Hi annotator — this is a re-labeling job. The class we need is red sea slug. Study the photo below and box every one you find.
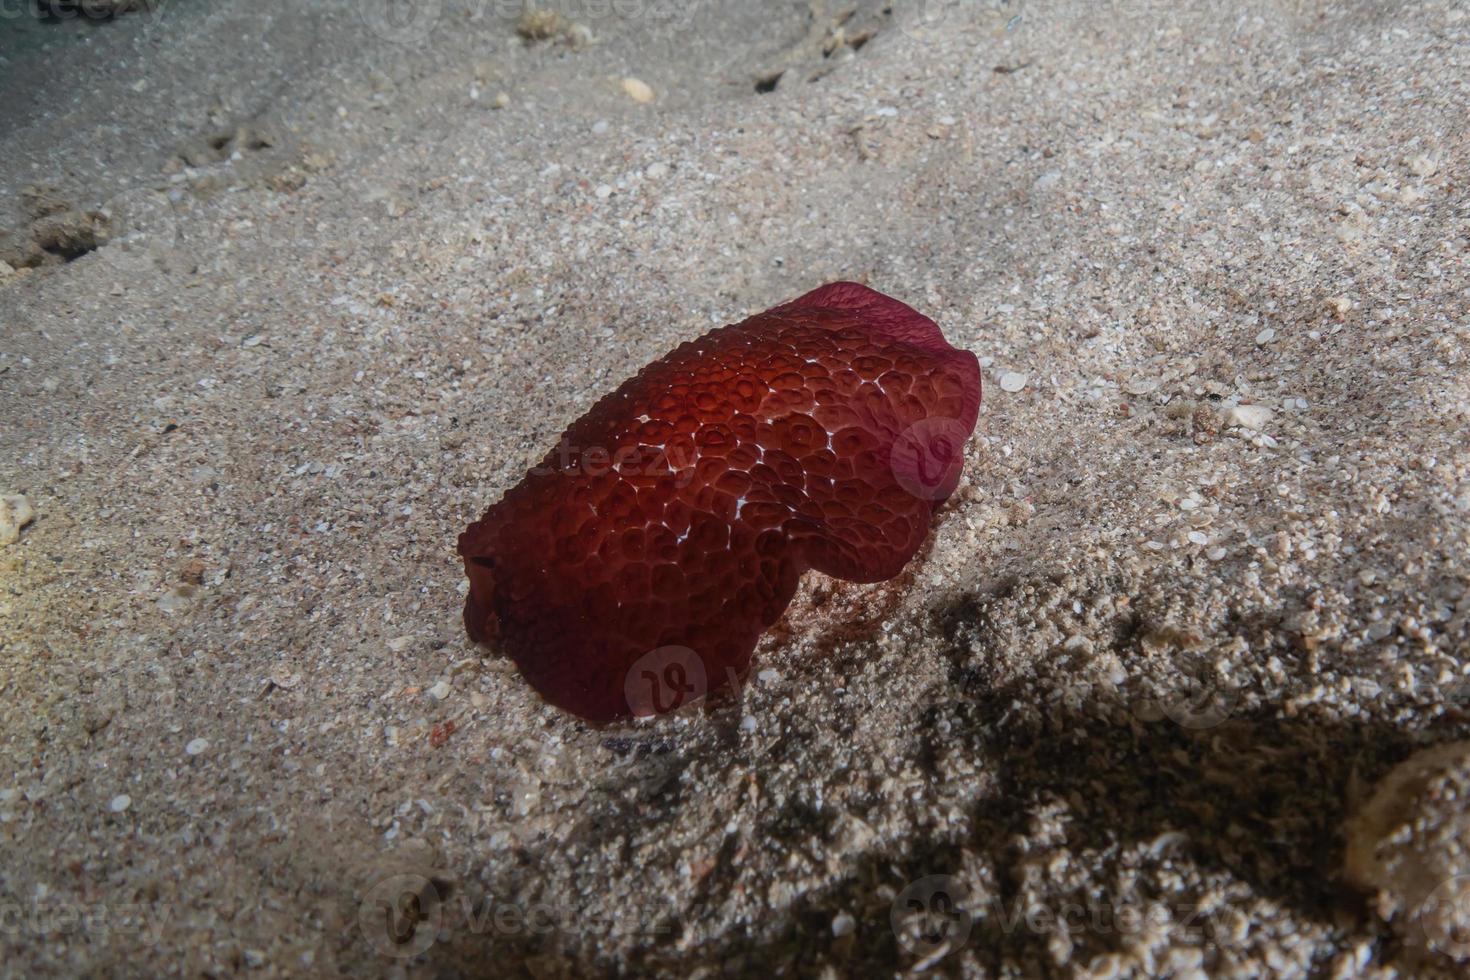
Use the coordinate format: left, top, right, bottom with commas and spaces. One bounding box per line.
458, 282, 981, 722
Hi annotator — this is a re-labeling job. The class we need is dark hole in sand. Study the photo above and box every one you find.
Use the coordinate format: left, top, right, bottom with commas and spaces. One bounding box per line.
754, 70, 784, 94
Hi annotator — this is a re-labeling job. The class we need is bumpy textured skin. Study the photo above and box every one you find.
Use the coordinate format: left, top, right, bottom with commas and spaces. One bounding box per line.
459, 282, 982, 722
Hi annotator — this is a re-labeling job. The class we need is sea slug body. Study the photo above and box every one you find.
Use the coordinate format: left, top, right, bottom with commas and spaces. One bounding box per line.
458, 281, 982, 722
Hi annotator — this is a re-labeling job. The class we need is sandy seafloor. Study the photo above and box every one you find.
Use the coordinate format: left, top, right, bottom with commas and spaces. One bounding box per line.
1, 0, 1469, 975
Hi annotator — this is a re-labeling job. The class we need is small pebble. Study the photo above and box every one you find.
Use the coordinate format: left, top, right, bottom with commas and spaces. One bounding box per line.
0, 494, 35, 545
1125, 378, 1159, 396
1406, 154, 1438, 178
645, 161, 669, 179
1227, 404, 1273, 431
1325, 296, 1351, 317
739, 715, 757, 733
621, 77, 655, 104
516, 6, 568, 40
155, 588, 193, 613
492, 92, 510, 110
563, 22, 593, 47
269, 665, 301, 689
185, 737, 210, 756
757, 669, 780, 683
595, 184, 613, 200
831, 912, 856, 937
428, 680, 452, 701
1187, 530, 1209, 546
1255, 327, 1276, 346
998, 371, 1028, 393
110, 794, 131, 813
1207, 546, 1227, 561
